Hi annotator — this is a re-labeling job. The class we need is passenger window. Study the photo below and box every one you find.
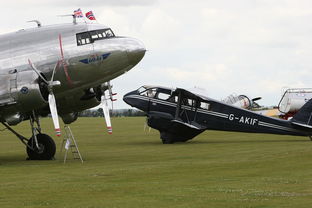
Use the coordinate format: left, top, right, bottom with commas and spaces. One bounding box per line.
168, 96, 178, 103
157, 93, 170, 100
200, 102, 210, 110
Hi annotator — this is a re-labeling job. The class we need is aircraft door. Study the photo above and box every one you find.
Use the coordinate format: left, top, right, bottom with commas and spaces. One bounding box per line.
0, 73, 16, 105
183, 98, 199, 122
175, 96, 201, 125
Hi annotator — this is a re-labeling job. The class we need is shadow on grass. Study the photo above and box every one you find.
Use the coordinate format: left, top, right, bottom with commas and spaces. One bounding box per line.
124, 138, 311, 146
0, 155, 28, 164
190, 139, 311, 144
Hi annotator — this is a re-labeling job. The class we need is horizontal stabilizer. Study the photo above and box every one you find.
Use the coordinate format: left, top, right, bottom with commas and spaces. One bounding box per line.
291, 122, 312, 129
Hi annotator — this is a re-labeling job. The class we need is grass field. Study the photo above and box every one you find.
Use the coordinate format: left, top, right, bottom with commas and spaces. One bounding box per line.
1, 117, 312, 208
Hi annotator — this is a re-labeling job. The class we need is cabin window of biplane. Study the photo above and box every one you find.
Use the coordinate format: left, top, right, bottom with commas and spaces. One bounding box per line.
76, 29, 115, 46
157, 92, 171, 100
200, 102, 210, 110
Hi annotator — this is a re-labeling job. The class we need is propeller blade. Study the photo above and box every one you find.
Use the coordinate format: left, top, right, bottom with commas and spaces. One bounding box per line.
252, 97, 262, 102
48, 94, 61, 137
101, 94, 112, 134
28, 59, 49, 84
50, 61, 60, 82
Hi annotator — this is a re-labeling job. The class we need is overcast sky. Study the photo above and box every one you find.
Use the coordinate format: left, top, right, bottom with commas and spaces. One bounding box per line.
2, 0, 312, 108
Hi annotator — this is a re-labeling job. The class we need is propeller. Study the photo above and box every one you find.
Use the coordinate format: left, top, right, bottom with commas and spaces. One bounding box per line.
107, 81, 117, 102
28, 59, 61, 137
252, 97, 262, 102
95, 82, 117, 134
101, 93, 112, 134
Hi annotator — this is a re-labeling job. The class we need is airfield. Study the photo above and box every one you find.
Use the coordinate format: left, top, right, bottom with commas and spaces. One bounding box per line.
1, 117, 312, 208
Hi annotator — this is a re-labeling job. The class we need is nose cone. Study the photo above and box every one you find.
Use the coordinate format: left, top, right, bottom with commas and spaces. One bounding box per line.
123, 92, 132, 106
126, 38, 146, 66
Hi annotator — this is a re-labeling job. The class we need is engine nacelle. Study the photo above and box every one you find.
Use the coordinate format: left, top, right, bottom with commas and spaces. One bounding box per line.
61, 112, 78, 125
0, 70, 48, 114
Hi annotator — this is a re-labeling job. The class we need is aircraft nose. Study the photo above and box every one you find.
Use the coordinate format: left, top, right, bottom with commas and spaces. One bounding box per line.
123, 92, 134, 107
126, 38, 146, 66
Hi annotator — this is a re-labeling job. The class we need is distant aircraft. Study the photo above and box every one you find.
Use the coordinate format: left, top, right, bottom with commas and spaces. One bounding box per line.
278, 88, 312, 120
222, 94, 262, 110
0, 18, 145, 159
123, 86, 312, 144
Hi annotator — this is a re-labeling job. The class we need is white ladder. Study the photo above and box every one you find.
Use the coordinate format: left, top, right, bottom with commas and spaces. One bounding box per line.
60, 125, 83, 164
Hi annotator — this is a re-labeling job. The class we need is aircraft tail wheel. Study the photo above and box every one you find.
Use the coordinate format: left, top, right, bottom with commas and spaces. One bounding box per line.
309, 136, 312, 141
26, 134, 56, 160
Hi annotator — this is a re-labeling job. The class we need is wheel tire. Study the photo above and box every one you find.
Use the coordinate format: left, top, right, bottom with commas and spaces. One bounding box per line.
26, 134, 56, 160
161, 138, 174, 144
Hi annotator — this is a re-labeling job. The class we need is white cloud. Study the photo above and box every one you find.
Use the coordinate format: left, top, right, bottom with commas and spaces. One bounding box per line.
1, 0, 312, 108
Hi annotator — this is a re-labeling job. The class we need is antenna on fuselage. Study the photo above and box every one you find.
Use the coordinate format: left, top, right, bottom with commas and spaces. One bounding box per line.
58, 14, 77, 24
27, 20, 42, 28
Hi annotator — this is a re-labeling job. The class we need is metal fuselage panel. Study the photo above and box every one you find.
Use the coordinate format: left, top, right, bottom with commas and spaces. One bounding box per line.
0, 23, 142, 119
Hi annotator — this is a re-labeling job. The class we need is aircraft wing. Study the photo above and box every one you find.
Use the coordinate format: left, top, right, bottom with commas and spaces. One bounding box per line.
171, 119, 206, 130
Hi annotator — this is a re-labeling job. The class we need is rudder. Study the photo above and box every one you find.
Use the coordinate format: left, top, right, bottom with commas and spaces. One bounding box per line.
291, 98, 312, 126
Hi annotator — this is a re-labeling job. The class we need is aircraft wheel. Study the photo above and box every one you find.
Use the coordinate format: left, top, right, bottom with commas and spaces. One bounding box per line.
161, 138, 174, 144
26, 134, 56, 160
160, 132, 175, 144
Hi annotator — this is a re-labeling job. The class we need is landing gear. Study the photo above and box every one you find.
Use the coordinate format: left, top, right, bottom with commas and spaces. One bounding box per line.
27, 134, 56, 160
309, 136, 312, 141
160, 132, 174, 144
162, 138, 174, 144
1, 111, 56, 160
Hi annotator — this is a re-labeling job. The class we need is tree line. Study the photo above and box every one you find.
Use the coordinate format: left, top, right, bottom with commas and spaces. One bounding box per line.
78, 109, 145, 117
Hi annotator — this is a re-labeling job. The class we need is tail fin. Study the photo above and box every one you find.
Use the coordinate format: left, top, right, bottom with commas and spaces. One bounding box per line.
291, 98, 312, 128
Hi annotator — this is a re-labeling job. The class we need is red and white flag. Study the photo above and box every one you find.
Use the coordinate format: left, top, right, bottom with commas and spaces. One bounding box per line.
86, 11, 96, 20
74, 8, 83, 18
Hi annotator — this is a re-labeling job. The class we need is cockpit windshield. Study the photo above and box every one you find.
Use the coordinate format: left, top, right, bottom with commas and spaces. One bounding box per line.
76, 28, 115, 46
136, 86, 211, 110
138, 87, 157, 98
137, 86, 174, 100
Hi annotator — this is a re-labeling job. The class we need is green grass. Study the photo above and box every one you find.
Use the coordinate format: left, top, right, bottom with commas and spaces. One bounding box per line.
1, 117, 312, 208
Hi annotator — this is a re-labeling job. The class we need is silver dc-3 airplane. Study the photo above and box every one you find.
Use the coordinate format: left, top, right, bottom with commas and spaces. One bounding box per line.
0, 18, 145, 160
123, 86, 312, 144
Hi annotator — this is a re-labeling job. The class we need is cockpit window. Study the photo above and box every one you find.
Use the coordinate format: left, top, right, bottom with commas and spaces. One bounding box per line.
138, 87, 157, 98
142, 89, 157, 98
76, 28, 115, 46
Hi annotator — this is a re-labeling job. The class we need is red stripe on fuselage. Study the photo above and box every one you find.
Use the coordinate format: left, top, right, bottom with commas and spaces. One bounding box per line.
59, 34, 73, 86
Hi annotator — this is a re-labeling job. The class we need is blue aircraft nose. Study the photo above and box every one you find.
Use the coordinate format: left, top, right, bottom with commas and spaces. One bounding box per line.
126, 38, 146, 66
123, 91, 135, 107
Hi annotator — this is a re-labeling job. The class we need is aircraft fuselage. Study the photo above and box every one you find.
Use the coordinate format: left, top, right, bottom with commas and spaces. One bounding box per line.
0, 23, 145, 122
124, 86, 312, 143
